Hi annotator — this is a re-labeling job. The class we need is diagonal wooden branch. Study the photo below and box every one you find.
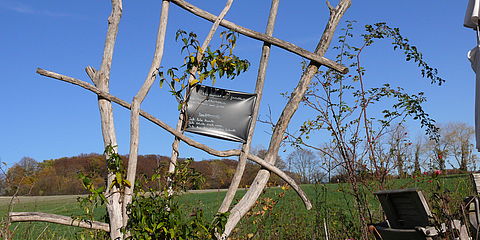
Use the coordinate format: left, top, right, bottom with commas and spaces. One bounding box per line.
85, 66, 97, 87
170, 0, 348, 74
247, 154, 312, 209
123, 0, 170, 227
218, 0, 279, 214
189, 0, 234, 84
170, 0, 234, 174
221, 0, 351, 238
35, 68, 311, 207
9, 212, 110, 232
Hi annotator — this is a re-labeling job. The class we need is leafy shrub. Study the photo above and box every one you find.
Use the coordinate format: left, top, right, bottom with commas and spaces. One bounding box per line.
124, 159, 228, 240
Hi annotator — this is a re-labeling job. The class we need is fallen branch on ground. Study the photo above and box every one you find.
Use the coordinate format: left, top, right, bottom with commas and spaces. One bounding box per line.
9, 212, 110, 232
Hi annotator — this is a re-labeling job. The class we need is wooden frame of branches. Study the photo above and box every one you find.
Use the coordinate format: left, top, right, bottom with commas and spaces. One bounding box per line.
9, 0, 351, 239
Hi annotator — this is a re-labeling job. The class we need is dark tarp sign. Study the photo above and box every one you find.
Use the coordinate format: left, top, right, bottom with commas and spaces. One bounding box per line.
185, 85, 256, 142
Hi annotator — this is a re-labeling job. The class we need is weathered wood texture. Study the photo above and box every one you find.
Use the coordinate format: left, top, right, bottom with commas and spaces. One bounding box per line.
85, 0, 124, 238
36, 68, 311, 208
221, 0, 351, 238
170, 0, 348, 74
123, 0, 170, 226
169, 0, 234, 174
9, 212, 110, 232
218, 0, 279, 213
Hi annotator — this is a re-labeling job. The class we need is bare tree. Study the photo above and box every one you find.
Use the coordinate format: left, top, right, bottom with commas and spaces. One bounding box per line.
317, 144, 341, 183
287, 149, 320, 183
444, 122, 475, 171
17, 157, 39, 175
411, 135, 427, 175
0, 162, 7, 196
427, 126, 450, 171
387, 125, 409, 177
426, 123, 476, 172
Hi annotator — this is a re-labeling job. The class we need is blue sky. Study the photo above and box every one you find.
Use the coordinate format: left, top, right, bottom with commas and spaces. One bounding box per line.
0, 0, 476, 166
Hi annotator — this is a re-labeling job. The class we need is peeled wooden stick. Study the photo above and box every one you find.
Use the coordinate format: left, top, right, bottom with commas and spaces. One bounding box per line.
218, 0, 279, 213
123, 0, 170, 226
9, 212, 110, 232
84, 0, 124, 238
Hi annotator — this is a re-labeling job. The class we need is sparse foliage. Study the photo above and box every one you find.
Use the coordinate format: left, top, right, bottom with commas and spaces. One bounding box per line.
104, 145, 131, 192
159, 29, 250, 107
287, 21, 444, 239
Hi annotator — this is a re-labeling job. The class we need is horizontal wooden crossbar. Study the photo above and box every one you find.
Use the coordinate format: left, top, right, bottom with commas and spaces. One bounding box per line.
170, 0, 348, 74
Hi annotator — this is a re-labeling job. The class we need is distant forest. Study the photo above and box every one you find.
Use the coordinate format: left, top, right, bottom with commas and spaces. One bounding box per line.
0, 154, 298, 196
3, 122, 478, 196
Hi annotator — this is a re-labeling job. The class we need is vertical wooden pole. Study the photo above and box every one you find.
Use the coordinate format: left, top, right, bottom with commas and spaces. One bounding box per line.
123, 0, 171, 227
92, 0, 123, 238
218, 0, 280, 213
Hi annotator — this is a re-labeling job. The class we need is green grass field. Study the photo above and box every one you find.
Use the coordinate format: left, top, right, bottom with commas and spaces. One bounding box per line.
0, 191, 243, 240
0, 195, 101, 239
0, 174, 475, 239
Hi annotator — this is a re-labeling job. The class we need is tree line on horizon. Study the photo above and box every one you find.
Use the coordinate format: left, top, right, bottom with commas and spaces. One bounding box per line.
0, 152, 298, 196
284, 122, 479, 183
0, 122, 478, 196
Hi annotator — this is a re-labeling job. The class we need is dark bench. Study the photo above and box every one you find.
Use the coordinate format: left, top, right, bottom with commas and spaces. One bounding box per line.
370, 188, 469, 240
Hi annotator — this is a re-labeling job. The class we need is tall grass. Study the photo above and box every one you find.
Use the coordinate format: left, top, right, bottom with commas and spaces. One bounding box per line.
0, 174, 474, 239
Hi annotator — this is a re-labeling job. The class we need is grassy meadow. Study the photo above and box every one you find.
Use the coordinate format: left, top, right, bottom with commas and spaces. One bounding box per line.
0, 195, 101, 239
0, 174, 475, 239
